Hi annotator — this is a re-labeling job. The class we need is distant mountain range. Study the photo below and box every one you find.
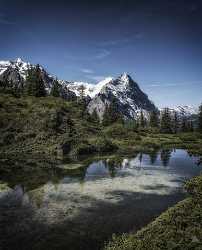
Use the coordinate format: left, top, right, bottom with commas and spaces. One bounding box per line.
0, 58, 198, 119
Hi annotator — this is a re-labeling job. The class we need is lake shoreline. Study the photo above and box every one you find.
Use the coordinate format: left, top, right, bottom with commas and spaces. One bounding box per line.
105, 174, 202, 250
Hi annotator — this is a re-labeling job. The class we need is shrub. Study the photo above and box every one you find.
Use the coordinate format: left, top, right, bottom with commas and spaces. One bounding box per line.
71, 143, 96, 156
94, 137, 118, 153
179, 133, 198, 142
104, 124, 127, 138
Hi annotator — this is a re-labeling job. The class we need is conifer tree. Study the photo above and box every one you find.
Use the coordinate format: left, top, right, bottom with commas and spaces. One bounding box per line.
78, 85, 85, 100
91, 109, 100, 123
25, 64, 46, 97
160, 108, 172, 133
181, 116, 188, 132
140, 110, 146, 128
50, 79, 61, 97
102, 99, 123, 126
173, 111, 179, 133
198, 104, 202, 133
149, 110, 159, 128
188, 120, 194, 132
26, 66, 35, 95
35, 64, 46, 97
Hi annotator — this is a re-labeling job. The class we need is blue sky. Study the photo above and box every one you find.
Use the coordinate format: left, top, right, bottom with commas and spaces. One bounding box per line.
0, 0, 202, 108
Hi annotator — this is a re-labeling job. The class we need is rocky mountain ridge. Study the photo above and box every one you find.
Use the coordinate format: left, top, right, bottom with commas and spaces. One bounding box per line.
0, 58, 198, 119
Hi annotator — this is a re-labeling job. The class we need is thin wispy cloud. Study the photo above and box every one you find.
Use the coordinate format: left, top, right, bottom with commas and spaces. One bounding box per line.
98, 38, 130, 46
149, 83, 178, 87
95, 49, 111, 59
81, 68, 94, 74
86, 75, 107, 82
64, 49, 111, 62
98, 33, 144, 47
148, 80, 202, 88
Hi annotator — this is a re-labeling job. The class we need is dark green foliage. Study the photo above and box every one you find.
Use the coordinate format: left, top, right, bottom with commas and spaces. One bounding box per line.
90, 109, 100, 123
180, 116, 195, 133
77, 84, 85, 100
76, 85, 87, 119
198, 104, 202, 133
181, 115, 189, 132
50, 79, 61, 97
70, 142, 96, 156
102, 100, 123, 126
94, 137, 118, 153
139, 110, 146, 128
0, 79, 22, 97
160, 108, 172, 133
189, 120, 194, 132
25, 64, 46, 97
149, 110, 159, 128
173, 111, 179, 133
124, 120, 139, 131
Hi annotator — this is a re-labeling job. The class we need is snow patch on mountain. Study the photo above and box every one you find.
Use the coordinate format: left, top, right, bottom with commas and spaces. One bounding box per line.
160, 105, 198, 117
173, 105, 198, 116
60, 77, 113, 98
0, 58, 30, 79
0, 58, 159, 119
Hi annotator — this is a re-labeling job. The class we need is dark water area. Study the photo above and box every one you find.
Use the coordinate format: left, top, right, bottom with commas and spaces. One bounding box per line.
0, 149, 201, 250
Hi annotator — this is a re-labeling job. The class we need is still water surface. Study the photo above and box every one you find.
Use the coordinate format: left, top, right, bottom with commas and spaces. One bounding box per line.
0, 149, 201, 250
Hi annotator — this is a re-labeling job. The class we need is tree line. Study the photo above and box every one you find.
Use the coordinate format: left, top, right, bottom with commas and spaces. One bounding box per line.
0, 65, 202, 133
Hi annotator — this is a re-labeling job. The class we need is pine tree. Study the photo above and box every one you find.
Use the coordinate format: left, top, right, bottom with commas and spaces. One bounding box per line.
50, 79, 61, 97
102, 99, 123, 126
198, 104, 202, 133
160, 108, 172, 133
181, 116, 188, 132
26, 66, 35, 95
25, 64, 46, 97
91, 109, 100, 123
78, 84, 85, 100
139, 110, 146, 128
35, 65, 46, 97
188, 120, 194, 132
173, 111, 179, 133
149, 110, 159, 128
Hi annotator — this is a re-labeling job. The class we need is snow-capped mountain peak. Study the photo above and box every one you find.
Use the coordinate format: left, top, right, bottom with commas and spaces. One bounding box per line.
119, 72, 130, 84
0, 58, 158, 120
15, 58, 23, 64
61, 76, 113, 98
173, 105, 198, 116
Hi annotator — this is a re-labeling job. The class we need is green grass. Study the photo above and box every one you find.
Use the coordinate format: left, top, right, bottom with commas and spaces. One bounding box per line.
1, 94, 202, 163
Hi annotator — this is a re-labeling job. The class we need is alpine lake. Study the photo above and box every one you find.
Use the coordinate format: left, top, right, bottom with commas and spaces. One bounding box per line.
0, 149, 201, 250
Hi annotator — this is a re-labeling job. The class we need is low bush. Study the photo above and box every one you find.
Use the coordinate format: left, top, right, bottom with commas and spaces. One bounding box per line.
179, 133, 198, 142
94, 137, 118, 153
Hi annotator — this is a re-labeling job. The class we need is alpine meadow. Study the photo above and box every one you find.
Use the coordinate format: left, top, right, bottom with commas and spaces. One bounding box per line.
0, 1, 202, 250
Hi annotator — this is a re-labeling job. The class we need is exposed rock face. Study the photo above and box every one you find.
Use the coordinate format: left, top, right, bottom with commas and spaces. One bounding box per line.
0, 59, 158, 119
0, 58, 76, 100
87, 73, 157, 119
170, 106, 198, 117
0, 58, 54, 89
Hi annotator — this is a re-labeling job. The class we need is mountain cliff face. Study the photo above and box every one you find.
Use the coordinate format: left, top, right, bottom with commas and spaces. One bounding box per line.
87, 73, 157, 119
0, 58, 158, 119
0, 58, 54, 89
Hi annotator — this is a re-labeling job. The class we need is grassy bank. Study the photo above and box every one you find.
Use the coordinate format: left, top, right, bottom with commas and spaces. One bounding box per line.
1, 94, 202, 166
105, 175, 202, 250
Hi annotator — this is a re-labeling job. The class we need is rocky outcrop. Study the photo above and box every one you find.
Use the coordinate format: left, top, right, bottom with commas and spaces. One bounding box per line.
0, 59, 158, 119
87, 73, 157, 119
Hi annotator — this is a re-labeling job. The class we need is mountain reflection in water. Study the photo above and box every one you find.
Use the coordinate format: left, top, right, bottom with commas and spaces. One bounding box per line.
0, 149, 201, 250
